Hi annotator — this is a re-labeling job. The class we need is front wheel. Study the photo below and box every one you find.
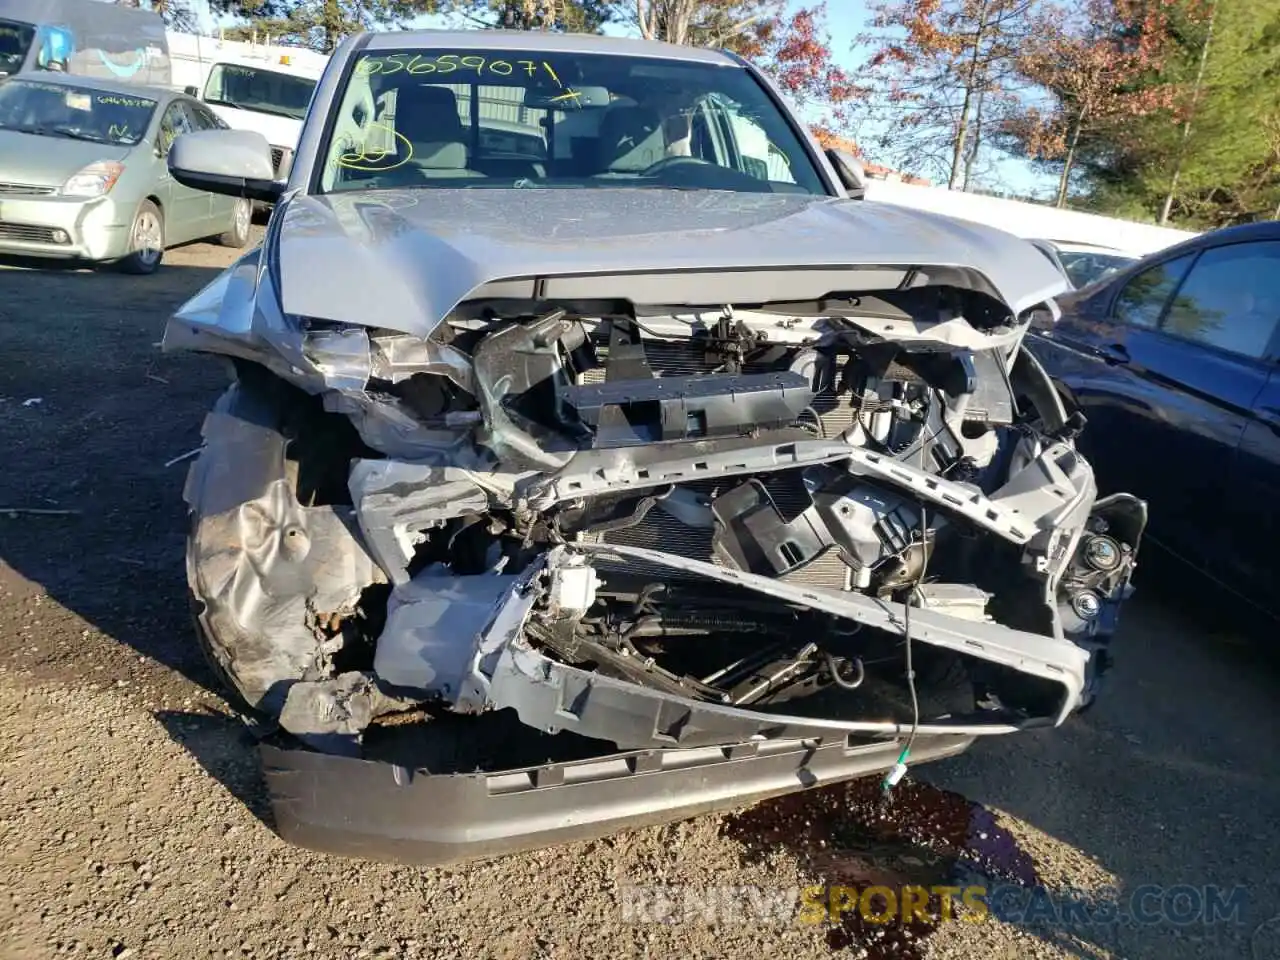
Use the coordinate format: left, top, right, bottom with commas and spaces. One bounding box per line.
218, 198, 252, 248
116, 199, 164, 275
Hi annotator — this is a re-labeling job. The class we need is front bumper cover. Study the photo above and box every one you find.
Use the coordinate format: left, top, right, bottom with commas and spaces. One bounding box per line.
0, 194, 130, 261
263, 729, 973, 867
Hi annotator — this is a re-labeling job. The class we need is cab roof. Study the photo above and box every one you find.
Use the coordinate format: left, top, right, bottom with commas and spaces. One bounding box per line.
359, 29, 741, 66
5, 71, 179, 101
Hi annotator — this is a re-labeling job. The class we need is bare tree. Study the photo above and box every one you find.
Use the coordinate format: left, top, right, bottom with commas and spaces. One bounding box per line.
858, 0, 1045, 189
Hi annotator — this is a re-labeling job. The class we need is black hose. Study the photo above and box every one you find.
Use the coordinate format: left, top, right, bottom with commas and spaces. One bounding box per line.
826, 653, 866, 690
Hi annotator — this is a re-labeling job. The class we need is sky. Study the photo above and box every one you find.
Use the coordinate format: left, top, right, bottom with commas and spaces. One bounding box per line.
198, 0, 1051, 195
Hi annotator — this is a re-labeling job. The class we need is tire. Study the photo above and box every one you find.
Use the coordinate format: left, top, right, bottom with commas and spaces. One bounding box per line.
116, 199, 165, 275
217, 198, 252, 248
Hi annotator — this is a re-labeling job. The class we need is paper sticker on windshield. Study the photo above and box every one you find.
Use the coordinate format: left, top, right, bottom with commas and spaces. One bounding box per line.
65, 92, 91, 112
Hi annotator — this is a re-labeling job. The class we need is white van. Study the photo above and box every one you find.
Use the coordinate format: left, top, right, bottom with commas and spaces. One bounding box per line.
167, 32, 327, 184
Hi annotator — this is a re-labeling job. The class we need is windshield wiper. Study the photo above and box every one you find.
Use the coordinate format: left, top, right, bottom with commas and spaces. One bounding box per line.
240, 105, 303, 120
52, 127, 111, 144
5, 124, 108, 143
205, 98, 300, 120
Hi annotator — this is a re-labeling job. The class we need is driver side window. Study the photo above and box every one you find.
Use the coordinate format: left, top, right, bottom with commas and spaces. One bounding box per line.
1112, 254, 1194, 329
158, 101, 191, 155
183, 100, 223, 131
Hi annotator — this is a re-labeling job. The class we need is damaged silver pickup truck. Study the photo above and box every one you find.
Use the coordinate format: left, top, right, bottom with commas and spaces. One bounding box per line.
163, 30, 1147, 865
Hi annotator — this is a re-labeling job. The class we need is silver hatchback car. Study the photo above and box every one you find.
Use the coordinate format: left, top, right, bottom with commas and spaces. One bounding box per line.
0, 73, 251, 273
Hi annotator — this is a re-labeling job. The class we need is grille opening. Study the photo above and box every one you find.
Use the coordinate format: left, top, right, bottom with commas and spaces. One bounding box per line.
0, 182, 55, 196
0, 222, 68, 244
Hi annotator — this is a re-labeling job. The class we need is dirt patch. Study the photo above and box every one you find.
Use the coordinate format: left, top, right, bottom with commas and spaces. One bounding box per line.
0, 240, 244, 708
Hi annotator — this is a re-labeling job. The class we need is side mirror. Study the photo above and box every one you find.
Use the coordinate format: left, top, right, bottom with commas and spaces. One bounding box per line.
184, 85, 198, 97
825, 148, 866, 199
168, 128, 282, 204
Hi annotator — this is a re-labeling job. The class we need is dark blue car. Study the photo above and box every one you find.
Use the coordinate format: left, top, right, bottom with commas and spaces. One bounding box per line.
1023, 221, 1280, 617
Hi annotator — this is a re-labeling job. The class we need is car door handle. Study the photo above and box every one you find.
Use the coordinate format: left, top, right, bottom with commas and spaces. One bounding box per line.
1097, 343, 1130, 365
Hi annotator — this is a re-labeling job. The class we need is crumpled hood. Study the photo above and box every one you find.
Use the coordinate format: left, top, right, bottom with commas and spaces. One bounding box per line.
275, 189, 1068, 336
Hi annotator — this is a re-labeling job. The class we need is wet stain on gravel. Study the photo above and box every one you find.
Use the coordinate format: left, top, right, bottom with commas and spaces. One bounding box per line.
723, 776, 1038, 959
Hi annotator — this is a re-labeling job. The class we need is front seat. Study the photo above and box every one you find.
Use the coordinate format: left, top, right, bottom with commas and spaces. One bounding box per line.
594, 105, 666, 174
393, 84, 483, 178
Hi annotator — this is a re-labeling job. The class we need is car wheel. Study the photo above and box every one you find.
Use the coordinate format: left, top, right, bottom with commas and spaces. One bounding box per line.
116, 199, 164, 275
218, 198, 252, 248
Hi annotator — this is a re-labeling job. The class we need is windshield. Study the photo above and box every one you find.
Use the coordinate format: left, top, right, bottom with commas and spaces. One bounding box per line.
1057, 250, 1135, 289
0, 79, 156, 145
204, 62, 317, 120
319, 48, 828, 195
0, 19, 35, 77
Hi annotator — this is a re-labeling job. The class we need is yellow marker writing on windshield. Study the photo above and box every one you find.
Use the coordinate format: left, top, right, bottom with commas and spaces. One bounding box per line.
334, 124, 413, 172
357, 53, 565, 87
108, 123, 130, 139
547, 89, 583, 105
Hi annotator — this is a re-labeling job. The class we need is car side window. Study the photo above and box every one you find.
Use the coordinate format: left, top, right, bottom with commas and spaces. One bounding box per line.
182, 100, 222, 131
1159, 241, 1280, 360
1111, 253, 1194, 328
158, 101, 192, 155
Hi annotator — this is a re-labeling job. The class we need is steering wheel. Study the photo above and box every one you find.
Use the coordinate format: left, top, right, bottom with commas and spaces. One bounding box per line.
639, 155, 716, 177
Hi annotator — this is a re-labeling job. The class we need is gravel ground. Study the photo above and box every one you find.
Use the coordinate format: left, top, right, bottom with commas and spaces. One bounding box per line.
2, 235, 1279, 960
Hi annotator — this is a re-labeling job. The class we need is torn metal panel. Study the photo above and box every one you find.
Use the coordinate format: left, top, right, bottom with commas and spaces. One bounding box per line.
373, 573, 519, 696
184, 382, 383, 714
322, 391, 473, 461
348, 458, 525, 584
278, 671, 415, 755
370, 334, 475, 394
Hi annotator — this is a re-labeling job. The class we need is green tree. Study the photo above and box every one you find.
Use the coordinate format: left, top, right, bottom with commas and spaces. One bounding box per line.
1150, 0, 1280, 224
1058, 0, 1280, 226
